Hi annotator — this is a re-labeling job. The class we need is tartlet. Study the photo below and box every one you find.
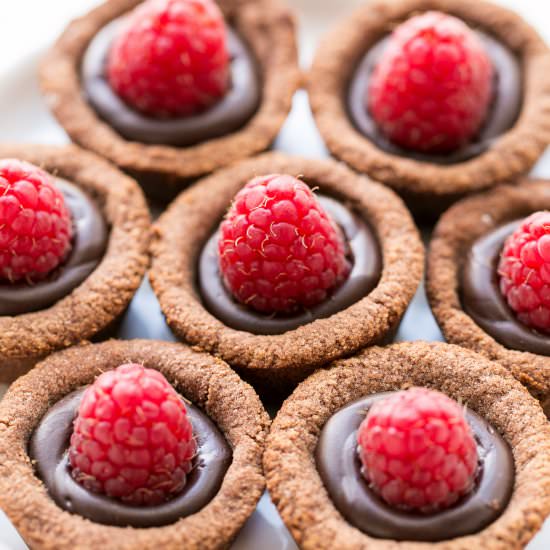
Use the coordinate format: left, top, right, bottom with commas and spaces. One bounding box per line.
0, 339, 269, 550
150, 152, 424, 390
39, 0, 300, 202
0, 144, 150, 385
265, 341, 550, 549
427, 178, 550, 407
308, 0, 550, 217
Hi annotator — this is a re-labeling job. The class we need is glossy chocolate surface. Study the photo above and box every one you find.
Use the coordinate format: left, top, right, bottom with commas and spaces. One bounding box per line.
0, 180, 108, 316
348, 30, 522, 164
316, 392, 514, 541
82, 19, 261, 147
29, 388, 232, 528
198, 195, 382, 335
462, 219, 550, 355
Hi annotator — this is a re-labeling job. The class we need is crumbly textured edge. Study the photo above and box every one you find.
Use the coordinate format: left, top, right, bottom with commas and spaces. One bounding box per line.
39, 0, 300, 183
308, 0, 550, 203
265, 341, 550, 550
149, 152, 425, 388
0, 144, 151, 381
0, 339, 269, 550
427, 178, 550, 403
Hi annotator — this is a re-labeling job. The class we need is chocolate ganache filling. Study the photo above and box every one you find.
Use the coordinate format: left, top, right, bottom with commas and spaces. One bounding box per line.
316, 393, 514, 541
462, 219, 550, 356
82, 18, 261, 147
0, 179, 108, 317
29, 387, 232, 528
348, 30, 522, 164
198, 195, 382, 335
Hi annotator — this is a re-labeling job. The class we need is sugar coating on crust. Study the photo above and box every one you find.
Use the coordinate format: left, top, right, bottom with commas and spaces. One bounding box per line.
0, 339, 269, 550
308, 0, 550, 205
149, 152, 424, 389
39, 0, 300, 184
0, 144, 151, 383
265, 341, 550, 550
427, 179, 550, 403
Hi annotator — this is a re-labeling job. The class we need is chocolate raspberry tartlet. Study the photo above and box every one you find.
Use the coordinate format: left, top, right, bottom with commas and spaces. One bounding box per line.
40, 0, 299, 201
150, 153, 424, 390
428, 178, 550, 413
0, 144, 150, 385
265, 342, 550, 548
0, 339, 268, 549
308, 0, 550, 218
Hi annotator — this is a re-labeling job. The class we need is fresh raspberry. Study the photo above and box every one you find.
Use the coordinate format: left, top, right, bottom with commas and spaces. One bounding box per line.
357, 387, 478, 512
218, 174, 351, 314
107, 0, 229, 118
368, 11, 494, 153
0, 159, 73, 283
498, 211, 550, 334
69, 363, 196, 506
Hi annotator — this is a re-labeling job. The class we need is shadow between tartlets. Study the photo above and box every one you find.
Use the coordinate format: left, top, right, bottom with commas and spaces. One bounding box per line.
0, 144, 151, 385
264, 342, 550, 549
427, 178, 550, 406
0, 339, 269, 550
149, 152, 424, 392
307, 0, 550, 218
39, 0, 300, 202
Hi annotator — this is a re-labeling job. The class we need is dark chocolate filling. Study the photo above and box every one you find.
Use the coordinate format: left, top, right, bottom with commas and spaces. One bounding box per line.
29, 387, 232, 528
198, 195, 382, 335
348, 30, 522, 164
82, 19, 261, 147
461, 219, 550, 356
316, 392, 514, 542
0, 179, 108, 316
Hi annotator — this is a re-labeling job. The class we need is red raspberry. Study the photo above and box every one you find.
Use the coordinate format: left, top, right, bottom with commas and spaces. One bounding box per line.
69, 363, 196, 506
0, 159, 72, 283
218, 174, 351, 314
107, 0, 229, 118
498, 211, 550, 334
357, 388, 478, 512
368, 11, 493, 153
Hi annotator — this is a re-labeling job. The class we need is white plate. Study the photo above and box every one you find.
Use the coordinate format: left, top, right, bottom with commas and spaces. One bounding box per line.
1, 1, 550, 548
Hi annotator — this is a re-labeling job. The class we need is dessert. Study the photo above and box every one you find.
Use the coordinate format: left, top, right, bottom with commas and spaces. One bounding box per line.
428, 178, 550, 410
40, 0, 300, 202
150, 152, 424, 390
308, 0, 550, 218
0, 339, 268, 548
0, 144, 150, 385
265, 342, 550, 548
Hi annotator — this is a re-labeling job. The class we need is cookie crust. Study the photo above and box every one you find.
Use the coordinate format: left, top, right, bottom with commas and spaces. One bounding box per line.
39, 0, 300, 197
427, 178, 550, 404
308, 0, 550, 216
150, 152, 424, 390
0, 339, 269, 550
265, 341, 550, 549
0, 144, 151, 384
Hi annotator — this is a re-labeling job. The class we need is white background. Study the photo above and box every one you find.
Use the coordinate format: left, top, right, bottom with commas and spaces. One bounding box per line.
1, 1, 550, 549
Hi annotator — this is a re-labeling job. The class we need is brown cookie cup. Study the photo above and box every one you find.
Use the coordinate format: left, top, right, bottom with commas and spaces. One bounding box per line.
427, 178, 550, 408
308, 0, 550, 218
0, 339, 269, 550
150, 152, 424, 392
265, 341, 550, 549
0, 144, 150, 386
39, 0, 300, 202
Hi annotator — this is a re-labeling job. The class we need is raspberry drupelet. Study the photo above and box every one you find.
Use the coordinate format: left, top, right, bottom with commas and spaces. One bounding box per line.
0, 159, 73, 283
357, 387, 478, 512
218, 174, 351, 314
498, 211, 550, 334
69, 363, 197, 506
107, 0, 229, 118
368, 11, 494, 154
